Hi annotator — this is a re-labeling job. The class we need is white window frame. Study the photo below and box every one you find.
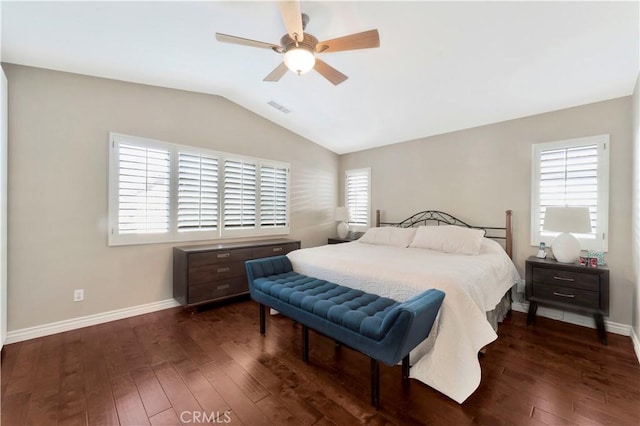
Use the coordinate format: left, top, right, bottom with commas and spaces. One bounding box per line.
259, 161, 290, 229
530, 134, 609, 252
175, 145, 220, 237
221, 156, 257, 238
220, 154, 291, 239
108, 133, 290, 246
108, 134, 173, 246
345, 168, 371, 231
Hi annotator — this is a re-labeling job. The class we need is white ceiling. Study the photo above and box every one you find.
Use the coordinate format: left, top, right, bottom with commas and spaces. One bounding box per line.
2, 1, 638, 154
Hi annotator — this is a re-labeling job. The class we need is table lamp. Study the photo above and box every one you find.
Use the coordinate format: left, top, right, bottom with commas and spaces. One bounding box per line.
542, 206, 592, 263
335, 207, 350, 239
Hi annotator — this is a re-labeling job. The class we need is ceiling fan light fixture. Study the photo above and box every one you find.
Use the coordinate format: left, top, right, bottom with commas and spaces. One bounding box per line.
284, 47, 315, 75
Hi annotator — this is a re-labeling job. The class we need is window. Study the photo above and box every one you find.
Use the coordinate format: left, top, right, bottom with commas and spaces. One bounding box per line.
260, 164, 289, 228
531, 134, 609, 251
113, 141, 171, 241
177, 152, 218, 232
108, 133, 290, 245
223, 159, 256, 231
345, 168, 371, 230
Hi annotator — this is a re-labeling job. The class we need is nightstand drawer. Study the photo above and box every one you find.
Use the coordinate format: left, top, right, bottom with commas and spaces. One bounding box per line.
532, 283, 599, 310
532, 267, 599, 291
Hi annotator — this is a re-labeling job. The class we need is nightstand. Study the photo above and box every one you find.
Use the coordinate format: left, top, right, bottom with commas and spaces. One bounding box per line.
328, 231, 363, 244
525, 256, 609, 344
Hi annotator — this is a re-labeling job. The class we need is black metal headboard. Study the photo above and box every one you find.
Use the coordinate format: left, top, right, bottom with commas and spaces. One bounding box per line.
375, 209, 513, 259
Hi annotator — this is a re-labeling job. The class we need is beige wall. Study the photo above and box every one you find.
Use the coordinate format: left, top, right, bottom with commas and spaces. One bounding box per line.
632, 74, 640, 339
340, 97, 634, 325
4, 64, 338, 331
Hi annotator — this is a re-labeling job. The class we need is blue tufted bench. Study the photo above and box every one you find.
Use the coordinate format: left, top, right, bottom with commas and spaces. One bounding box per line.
245, 255, 445, 408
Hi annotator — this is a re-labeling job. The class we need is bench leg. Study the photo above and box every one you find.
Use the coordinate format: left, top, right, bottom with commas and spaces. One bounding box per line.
402, 355, 410, 380
259, 304, 266, 335
302, 325, 309, 363
370, 358, 380, 409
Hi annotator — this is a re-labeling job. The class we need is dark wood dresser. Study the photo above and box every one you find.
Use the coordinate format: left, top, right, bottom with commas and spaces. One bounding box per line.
525, 256, 609, 344
173, 238, 300, 308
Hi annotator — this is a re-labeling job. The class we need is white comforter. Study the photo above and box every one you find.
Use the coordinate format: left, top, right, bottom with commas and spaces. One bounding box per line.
287, 238, 521, 403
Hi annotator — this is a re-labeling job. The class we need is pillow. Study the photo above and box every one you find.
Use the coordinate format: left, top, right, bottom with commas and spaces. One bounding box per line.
358, 227, 417, 247
408, 225, 485, 255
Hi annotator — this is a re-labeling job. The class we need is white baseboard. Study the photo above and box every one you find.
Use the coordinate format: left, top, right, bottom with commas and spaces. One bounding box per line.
511, 301, 632, 336
632, 327, 640, 365
5, 298, 181, 344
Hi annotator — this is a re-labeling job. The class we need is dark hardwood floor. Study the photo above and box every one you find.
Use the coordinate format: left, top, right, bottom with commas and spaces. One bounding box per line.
2, 298, 639, 425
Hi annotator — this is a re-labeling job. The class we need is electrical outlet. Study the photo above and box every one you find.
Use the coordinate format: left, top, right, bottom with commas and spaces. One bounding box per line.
73, 289, 84, 302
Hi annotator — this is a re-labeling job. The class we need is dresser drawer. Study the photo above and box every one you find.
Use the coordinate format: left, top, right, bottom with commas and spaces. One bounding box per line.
253, 243, 299, 258
532, 267, 599, 291
188, 277, 248, 304
189, 248, 254, 267
531, 283, 599, 310
188, 261, 246, 286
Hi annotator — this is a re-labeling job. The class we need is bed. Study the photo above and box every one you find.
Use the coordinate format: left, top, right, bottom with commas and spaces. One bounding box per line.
286, 209, 521, 404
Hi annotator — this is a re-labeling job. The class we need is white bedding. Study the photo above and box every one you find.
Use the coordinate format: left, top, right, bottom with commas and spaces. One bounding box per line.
287, 238, 521, 403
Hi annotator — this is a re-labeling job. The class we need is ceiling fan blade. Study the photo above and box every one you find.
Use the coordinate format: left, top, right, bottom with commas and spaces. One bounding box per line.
316, 29, 380, 53
314, 59, 348, 86
278, 1, 304, 42
263, 62, 289, 82
216, 33, 281, 50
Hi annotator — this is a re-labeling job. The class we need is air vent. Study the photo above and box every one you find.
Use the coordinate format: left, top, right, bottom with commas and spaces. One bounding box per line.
267, 100, 291, 114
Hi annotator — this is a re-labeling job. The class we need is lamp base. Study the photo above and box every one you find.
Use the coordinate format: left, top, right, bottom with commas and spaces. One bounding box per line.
337, 222, 349, 239
551, 232, 581, 263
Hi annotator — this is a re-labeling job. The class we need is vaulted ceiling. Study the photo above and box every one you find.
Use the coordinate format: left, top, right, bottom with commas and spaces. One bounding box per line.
2, 1, 638, 154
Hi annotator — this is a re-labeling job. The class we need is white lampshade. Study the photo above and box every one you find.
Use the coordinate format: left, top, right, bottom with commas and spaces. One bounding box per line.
543, 206, 592, 234
284, 47, 316, 75
335, 206, 350, 222
543, 206, 592, 263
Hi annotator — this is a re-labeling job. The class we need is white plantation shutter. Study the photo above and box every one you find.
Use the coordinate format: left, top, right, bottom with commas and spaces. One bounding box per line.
223, 160, 256, 229
178, 152, 218, 231
109, 133, 291, 245
346, 168, 371, 228
117, 142, 170, 235
538, 145, 598, 232
260, 165, 288, 228
531, 135, 609, 251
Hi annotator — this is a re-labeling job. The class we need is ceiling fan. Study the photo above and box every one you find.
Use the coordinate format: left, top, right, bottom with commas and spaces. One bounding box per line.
215, 1, 380, 85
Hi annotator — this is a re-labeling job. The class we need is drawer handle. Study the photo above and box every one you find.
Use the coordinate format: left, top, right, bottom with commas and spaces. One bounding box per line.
217, 267, 230, 273
217, 253, 230, 258
272, 247, 283, 252
217, 284, 230, 290
553, 276, 574, 282
553, 291, 575, 298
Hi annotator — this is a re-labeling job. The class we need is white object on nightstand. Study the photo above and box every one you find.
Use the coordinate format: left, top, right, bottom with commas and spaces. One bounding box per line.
335, 206, 350, 239
543, 206, 592, 263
